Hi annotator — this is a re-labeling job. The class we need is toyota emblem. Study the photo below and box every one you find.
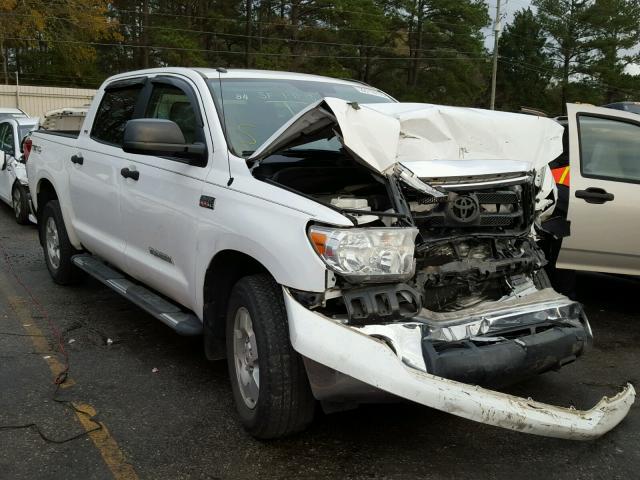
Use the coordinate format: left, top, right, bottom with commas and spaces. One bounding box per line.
449, 195, 479, 223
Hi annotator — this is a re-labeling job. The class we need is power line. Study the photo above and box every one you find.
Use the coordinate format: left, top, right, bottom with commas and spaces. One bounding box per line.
113, 7, 491, 33
1, 36, 490, 62
0, 12, 492, 42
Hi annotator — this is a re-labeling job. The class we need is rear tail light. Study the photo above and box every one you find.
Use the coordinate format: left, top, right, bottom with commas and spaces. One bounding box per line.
22, 137, 33, 163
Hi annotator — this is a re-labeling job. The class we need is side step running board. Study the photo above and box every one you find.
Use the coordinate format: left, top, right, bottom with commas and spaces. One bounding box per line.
72, 254, 203, 336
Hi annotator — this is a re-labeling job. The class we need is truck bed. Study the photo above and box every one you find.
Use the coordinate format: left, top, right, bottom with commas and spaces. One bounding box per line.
37, 129, 80, 139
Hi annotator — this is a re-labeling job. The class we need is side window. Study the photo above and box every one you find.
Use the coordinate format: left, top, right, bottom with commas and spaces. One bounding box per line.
91, 84, 144, 146
0, 123, 14, 155
5, 125, 14, 155
145, 84, 200, 144
578, 115, 640, 183
0, 124, 7, 153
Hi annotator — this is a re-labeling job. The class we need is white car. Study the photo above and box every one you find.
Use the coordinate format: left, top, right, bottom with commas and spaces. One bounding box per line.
25, 68, 634, 440
0, 117, 38, 223
541, 103, 640, 283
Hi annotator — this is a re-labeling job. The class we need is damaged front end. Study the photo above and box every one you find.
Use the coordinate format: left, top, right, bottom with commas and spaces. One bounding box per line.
250, 98, 635, 439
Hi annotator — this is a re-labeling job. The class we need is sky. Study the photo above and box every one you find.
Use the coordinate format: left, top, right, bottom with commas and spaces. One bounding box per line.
483, 0, 533, 49
482, 0, 640, 75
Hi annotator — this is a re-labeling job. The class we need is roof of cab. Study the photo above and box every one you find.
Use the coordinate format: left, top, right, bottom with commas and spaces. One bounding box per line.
0, 116, 38, 126
104, 67, 368, 88
15, 117, 39, 126
0, 107, 25, 114
194, 68, 363, 86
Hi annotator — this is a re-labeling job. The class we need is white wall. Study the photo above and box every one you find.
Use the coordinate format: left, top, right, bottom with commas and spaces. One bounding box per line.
0, 84, 97, 119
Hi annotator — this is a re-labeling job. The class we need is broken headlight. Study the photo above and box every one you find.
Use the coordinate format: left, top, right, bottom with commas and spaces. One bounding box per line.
308, 226, 418, 282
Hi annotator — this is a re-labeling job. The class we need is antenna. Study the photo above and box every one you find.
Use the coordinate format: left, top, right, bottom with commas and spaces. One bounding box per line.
216, 67, 234, 186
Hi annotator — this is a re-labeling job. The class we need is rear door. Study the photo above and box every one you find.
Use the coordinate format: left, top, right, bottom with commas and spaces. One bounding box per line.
69, 78, 146, 268
557, 104, 640, 275
119, 75, 211, 309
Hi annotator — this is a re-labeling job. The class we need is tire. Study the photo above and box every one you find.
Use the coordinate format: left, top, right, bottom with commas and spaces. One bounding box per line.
226, 273, 315, 439
40, 200, 81, 285
12, 183, 30, 225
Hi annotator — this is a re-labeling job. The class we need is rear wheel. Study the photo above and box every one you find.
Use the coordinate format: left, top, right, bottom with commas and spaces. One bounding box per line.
40, 200, 81, 285
226, 274, 315, 439
12, 183, 30, 225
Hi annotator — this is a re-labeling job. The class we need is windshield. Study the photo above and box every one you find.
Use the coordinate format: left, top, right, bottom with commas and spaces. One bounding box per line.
208, 78, 393, 156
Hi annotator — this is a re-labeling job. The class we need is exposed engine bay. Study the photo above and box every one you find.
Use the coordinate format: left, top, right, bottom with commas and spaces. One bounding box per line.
253, 145, 548, 317
252, 148, 394, 218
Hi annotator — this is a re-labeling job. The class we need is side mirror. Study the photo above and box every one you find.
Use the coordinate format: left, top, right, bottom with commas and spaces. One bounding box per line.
123, 119, 206, 165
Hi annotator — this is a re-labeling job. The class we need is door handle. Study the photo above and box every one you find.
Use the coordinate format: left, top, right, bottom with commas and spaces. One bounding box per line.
70, 154, 83, 165
120, 167, 139, 181
575, 187, 614, 204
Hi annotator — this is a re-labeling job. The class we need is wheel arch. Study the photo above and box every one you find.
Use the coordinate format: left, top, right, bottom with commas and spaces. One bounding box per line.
202, 249, 271, 360
35, 179, 59, 243
34, 177, 82, 249
35, 178, 58, 212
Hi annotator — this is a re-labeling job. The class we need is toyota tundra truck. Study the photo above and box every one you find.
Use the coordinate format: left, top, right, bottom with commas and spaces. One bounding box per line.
25, 68, 635, 440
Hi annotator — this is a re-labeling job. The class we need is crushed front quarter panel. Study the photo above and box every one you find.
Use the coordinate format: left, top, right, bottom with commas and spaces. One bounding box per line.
284, 288, 635, 440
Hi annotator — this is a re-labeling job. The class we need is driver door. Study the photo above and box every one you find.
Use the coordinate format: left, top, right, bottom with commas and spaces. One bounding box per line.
557, 104, 640, 275
119, 76, 211, 310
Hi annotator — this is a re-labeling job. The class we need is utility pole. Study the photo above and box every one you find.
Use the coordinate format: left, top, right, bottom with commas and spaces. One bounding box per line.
15, 70, 19, 110
245, 0, 253, 68
142, 0, 149, 69
490, 0, 501, 110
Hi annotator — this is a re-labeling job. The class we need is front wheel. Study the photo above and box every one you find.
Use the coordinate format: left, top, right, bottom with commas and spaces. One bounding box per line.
226, 274, 315, 439
12, 183, 30, 225
40, 200, 81, 285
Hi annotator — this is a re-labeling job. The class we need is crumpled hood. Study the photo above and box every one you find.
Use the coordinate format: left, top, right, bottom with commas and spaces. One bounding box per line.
249, 98, 565, 175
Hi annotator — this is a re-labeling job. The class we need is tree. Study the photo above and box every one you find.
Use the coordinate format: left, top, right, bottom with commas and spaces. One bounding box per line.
533, 0, 593, 112
496, 8, 554, 112
395, 0, 490, 105
585, 0, 640, 103
0, 0, 120, 87
401, 0, 489, 87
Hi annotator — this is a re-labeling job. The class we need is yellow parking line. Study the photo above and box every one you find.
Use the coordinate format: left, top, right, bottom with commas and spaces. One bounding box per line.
0, 272, 138, 480
74, 403, 138, 479
8, 295, 76, 388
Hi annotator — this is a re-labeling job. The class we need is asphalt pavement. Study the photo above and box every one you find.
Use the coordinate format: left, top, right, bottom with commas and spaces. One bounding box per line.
0, 202, 638, 480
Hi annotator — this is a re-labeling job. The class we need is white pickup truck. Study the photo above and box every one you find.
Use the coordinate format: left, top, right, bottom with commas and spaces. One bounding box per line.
26, 68, 634, 440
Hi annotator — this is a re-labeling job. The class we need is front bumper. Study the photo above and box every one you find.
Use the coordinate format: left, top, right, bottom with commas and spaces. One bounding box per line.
284, 288, 635, 440
423, 324, 588, 386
